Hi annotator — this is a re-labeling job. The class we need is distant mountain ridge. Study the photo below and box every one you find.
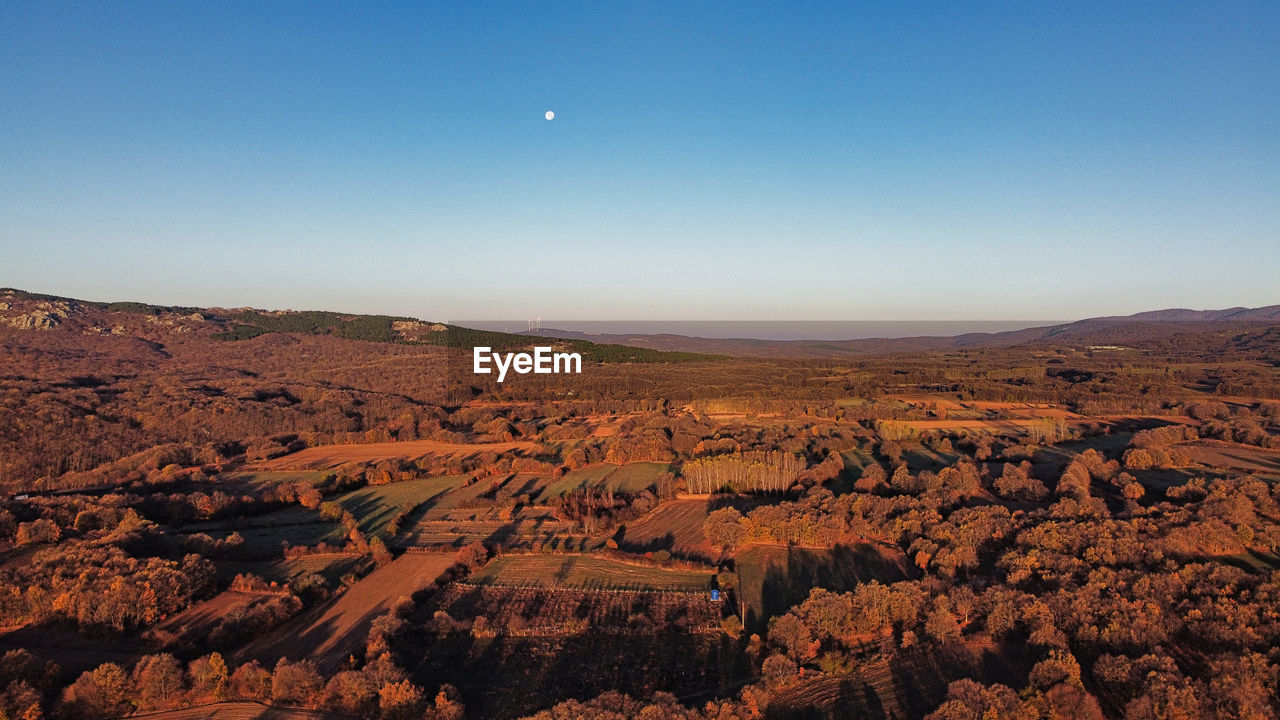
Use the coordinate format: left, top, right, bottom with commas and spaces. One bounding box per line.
521, 305, 1280, 357
3, 288, 1276, 360
1093, 306, 1280, 322
0, 288, 720, 364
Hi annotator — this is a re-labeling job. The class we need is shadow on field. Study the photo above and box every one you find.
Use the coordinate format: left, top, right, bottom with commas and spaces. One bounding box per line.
767, 639, 1033, 720
748, 545, 915, 631
620, 530, 676, 554
401, 632, 752, 720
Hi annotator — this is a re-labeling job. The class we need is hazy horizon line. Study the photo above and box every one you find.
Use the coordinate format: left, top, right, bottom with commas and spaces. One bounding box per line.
453, 319, 1065, 342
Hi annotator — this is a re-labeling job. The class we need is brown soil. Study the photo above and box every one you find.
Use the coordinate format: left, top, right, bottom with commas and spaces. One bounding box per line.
148, 590, 271, 648
234, 552, 457, 672
619, 499, 715, 560
1182, 443, 1280, 474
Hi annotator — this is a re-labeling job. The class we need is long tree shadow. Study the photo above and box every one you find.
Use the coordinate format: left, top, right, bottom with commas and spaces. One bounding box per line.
755, 544, 916, 629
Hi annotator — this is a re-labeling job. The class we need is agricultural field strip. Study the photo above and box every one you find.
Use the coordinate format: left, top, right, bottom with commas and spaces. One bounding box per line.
245, 439, 540, 471
429, 583, 724, 636
535, 462, 670, 502
468, 554, 714, 592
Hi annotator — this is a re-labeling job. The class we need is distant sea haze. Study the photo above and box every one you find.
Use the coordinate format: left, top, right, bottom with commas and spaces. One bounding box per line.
454, 320, 1061, 342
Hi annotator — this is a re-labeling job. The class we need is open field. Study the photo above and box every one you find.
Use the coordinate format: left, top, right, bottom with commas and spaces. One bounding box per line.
891, 413, 1197, 433
1182, 442, 1280, 476
325, 475, 466, 535
180, 520, 342, 557
535, 464, 617, 501
415, 474, 510, 517
189, 475, 468, 553
602, 461, 671, 492
235, 551, 457, 672
468, 554, 714, 592
534, 462, 670, 502
148, 590, 274, 649
618, 499, 715, 559
735, 544, 915, 629
404, 632, 751, 720
894, 418, 1073, 432
217, 553, 369, 586
403, 515, 588, 550
427, 582, 723, 635
214, 470, 331, 491
246, 439, 539, 471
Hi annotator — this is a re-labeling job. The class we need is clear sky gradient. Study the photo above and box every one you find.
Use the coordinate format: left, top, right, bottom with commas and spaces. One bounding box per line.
2, 2, 1277, 321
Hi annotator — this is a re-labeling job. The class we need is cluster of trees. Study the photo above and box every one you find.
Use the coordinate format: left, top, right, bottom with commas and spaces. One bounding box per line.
762, 465, 1279, 716
58, 652, 465, 720
207, 594, 303, 649
682, 451, 806, 494
0, 326, 461, 492
992, 461, 1049, 500
553, 487, 660, 533
0, 544, 215, 632
518, 690, 758, 720
0, 648, 58, 720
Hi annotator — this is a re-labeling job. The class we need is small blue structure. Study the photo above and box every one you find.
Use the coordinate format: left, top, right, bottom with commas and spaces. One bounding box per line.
711, 589, 721, 601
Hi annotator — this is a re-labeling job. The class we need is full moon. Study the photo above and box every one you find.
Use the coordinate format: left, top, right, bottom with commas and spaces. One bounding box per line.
545, 110, 555, 120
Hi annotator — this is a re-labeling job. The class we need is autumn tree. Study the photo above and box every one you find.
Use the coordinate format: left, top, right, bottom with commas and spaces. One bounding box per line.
132, 653, 184, 709
60, 663, 133, 719
271, 658, 323, 707
184, 652, 228, 702
703, 507, 746, 554
378, 679, 425, 720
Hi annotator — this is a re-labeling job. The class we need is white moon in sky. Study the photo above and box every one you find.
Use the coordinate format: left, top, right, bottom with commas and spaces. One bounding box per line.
545, 110, 555, 120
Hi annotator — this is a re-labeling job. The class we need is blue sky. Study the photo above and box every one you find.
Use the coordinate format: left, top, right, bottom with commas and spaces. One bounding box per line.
2, 2, 1277, 321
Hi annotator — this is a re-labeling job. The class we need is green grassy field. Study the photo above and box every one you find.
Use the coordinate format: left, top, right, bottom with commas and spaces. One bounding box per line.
535, 462, 668, 502
536, 464, 618, 501
601, 461, 670, 492
328, 475, 468, 535
469, 554, 713, 592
